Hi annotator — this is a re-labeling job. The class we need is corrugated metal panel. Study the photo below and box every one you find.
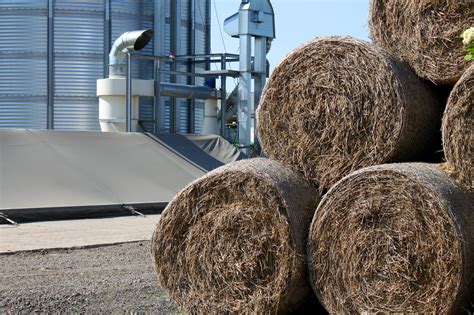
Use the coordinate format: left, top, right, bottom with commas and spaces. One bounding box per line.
0, 15, 47, 52
53, 97, 99, 130
0, 97, 47, 129
54, 56, 103, 96
194, 0, 207, 25
54, 13, 104, 53
194, 101, 204, 133
139, 97, 154, 131
54, 0, 104, 11
112, 0, 154, 15
53, 1, 104, 131
177, 101, 189, 133
0, 56, 47, 95
0, 1, 48, 129
0, 0, 47, 9
164, 100, 171, 131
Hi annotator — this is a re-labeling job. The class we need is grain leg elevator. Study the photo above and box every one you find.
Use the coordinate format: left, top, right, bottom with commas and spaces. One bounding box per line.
224, 0, 275, 155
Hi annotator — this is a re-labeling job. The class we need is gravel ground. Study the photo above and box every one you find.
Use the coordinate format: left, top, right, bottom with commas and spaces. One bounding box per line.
0, 240, 331, 314
0, 241, 178, 314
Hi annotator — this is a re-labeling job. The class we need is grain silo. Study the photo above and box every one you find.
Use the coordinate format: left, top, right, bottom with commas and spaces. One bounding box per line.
0, 0, 210, 132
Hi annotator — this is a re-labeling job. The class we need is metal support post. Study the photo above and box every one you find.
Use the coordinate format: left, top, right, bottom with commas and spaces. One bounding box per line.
253, 36, 267, 148
170, 0, 177, 133
47, 0, 54, 129
238, 35, 252, 155
153, 0, 166, 132
220, 55, 227, 137
104, 0, 111, 77
153, 60, 163, 134
126, 53, 132, 132
189, 0, 196, 133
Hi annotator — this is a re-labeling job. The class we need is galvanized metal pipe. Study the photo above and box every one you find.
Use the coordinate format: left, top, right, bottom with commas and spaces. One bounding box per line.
160, 83, 217, 100
109, 29, 153, 77
189, 0, 196, 133
153, 60, 160, 133
126, 53, 132, 132
170, 0, 177, 133
220, 55, 227, 137
104, 0, 111, 77
47, 0, 54, 129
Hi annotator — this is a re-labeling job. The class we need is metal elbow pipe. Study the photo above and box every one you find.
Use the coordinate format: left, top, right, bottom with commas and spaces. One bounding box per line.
109, 29, 153, 77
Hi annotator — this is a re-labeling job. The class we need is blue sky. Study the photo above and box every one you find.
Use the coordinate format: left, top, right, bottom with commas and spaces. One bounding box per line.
211, 0, 370, 76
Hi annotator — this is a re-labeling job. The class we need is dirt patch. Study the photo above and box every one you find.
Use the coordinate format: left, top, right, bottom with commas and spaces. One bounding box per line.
0, 241, 177, 313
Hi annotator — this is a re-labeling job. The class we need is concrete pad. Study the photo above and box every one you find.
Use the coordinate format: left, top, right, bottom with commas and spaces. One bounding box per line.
0, 215, 161, 254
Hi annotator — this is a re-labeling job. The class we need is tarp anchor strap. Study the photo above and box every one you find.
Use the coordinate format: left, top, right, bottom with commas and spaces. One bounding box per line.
123, 205, 147, 218
0, 213, 19, 226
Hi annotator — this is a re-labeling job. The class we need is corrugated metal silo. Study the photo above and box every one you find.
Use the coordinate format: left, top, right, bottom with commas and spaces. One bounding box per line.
0, 0, 211, 132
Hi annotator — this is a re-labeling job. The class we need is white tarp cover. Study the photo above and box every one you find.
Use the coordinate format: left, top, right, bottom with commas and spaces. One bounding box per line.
0, 129, 230, 222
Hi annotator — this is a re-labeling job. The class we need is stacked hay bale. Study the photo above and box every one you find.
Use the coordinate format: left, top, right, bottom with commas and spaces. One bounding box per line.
257, 36, 443, 190
151, 0, 473, 313
151, 158, 321, 314
257, 0, 472, 313
307, 164, 474, 314
442, 65, 473, 190
369, 0, 473, 85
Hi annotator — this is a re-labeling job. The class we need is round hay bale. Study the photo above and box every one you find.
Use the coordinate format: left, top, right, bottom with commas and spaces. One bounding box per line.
307, 163, 474, 314
369, 0, 473, 85
442, 65, 473, 191
257, 36, 443, 191
151, 158, 321, 314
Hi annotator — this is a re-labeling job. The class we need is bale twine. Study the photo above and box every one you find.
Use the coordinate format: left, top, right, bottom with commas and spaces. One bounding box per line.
257, 36, 443, 191
151, 158, 320, 314
369, 0, 473, 85
307, 163, 474, 314
442, 65, 473, 191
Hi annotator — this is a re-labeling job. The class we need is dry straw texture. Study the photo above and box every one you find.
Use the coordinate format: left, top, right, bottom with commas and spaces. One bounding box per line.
257, 36, 442, 191
369, 0, 473, 85
151, 158, 320, 314
442, 65, 473, 191
308, 163, 474, 314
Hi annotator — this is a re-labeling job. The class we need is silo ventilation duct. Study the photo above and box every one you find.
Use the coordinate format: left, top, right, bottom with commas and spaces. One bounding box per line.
109, 29, 153, 77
